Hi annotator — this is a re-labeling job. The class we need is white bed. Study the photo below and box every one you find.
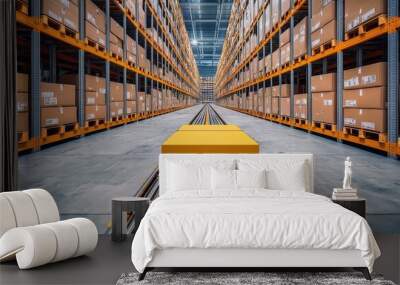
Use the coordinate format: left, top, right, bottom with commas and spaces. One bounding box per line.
131, 154, 380, 280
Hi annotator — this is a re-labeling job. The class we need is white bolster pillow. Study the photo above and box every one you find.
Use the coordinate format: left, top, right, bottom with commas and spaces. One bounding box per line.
0, 218, 98, 269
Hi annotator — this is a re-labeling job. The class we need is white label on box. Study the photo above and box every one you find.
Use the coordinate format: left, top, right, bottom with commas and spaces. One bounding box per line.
17, 102, 27, 112
118, 109, 123, 115
323, 99, 333, 106
48, 10, 63, 22
111, 112, 116, 116
45, 118, 59, 126
87, 113, 95, 120
127, 107, 131, 113
362, 8, 376, 23
99, 88, 106, 94
359, 109, 363, 115
361, 121, 375, 130
96, 106, 99, 111
344, 99, 357, 107
87, 97, 95, 104
362, 75, 377, 85
344, 117, 356, 126
312, 39, 320, 48
344, 77, 359, 88
42, 92, 57, 106
59, 107, 64, 114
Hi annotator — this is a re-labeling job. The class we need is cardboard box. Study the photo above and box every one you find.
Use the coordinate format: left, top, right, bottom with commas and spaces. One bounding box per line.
311, 73, 336, 92
281, 0, 291, 18
272, 84, 290, 97
312, 91, 336, 123
40, 82, 75, 107
272, 97, 279, 114
126, 83, 136, 100
110, 41, 123, 58
343, 108, 386, 132
86, 20, 106, 47
279, 97, 291, 116
86, 91, 105, 105
127, 36, 137, 55
312, 0, 335, 15
344, 0, 386, 32
85, 105, 106, 121
280, 28, 290, 47
110, 101, 123, 117
344, 62, 387, 89
41, 0, 79, 32
311, 1, 336, 32
138, 92, 145, 113
110, 81, 123, 102
343, 87, 386, 109
17, 73, 29, 92
41, 106, 77, 127
85, 0, 105, 32
127, 51, 136, 63
17, 112, 29, 132
280, 43, 291, 66
311, 19, 336, 49
61, 74, 106, 94
17, 92, 29, 112
126, 0, 135, 16
126, 100, 136, 114
293, 17, 307, 59
271, 0, 280, 26
111, 17, 123, 40
294, 93, 308, 119
272, 49, 280, 70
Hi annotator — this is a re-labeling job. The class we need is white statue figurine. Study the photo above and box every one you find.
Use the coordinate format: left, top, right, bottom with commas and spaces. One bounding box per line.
342, 156, 352, 190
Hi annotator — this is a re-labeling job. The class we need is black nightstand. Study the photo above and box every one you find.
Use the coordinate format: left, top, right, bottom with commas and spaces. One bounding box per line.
332, 198, 366, 218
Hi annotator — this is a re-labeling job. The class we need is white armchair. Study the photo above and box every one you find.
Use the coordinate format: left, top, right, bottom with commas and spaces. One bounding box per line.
0, 189, 98, 269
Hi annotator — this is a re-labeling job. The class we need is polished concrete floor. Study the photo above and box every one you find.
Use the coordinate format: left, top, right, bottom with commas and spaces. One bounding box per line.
18, 105, 203, 233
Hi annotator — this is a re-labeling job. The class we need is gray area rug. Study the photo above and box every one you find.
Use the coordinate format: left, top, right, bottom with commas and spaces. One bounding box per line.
116, 272, 395, 285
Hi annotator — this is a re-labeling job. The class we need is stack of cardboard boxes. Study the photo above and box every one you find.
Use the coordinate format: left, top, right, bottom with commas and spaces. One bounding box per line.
40, 82, 77, 128
110, 81, 124, 118
110, 18, 123, 58
293, 17, 307, 59
280, 29, 290, 66
126, 83, 136, 115
271, 0, 280, 28
294, 94, 307, 119
281, 0, 291, 19
344, 0, 386, 33
258, 87, 264, 112
137, 0, 146, 27
311, 0, 336, 50
264, 88, 271, 114
138, 91, 145, 113
343, 62, 387, 132
127, 36, 137, 64
278, 84, 291, 117
16, 73, 29, 134
271, 85, 280, 114
41, 0, 78, 33
85, 0, 105, 47
311, 73, 336, 124
126, 0, 135, 16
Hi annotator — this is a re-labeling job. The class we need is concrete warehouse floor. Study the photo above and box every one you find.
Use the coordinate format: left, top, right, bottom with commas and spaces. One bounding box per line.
18, 105, 203, 233
18, 104, 400, 234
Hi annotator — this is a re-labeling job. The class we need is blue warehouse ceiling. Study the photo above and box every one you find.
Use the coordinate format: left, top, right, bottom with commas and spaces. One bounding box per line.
180, 0, 233, 77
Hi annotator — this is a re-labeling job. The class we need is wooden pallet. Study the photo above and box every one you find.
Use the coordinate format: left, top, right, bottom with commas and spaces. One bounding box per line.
294, 54, 307, 63
294, 118, 307, 125
16, 0, 28, 15
17, 131, 29, 143
343, 127, 387, 143
41, 15, 79, 40
278, 115, 291, 124
85, 119, 106, 128
41, 122, 79, 138
110, 115, 124, 122
111, 52, 123, 61
312, 39, 337, 55
312, 121, 336, 132
281, 61, 291, 69
345, 15, 387, 41
85, 38, 105, 52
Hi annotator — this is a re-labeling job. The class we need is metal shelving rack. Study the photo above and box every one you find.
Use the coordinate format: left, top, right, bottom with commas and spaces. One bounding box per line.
215, 0, 400, 156
16, 0, 200, 152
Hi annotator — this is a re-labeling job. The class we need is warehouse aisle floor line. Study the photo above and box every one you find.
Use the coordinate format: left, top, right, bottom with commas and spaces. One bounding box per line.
18, 105, 203, 233
213, 105, 400, 234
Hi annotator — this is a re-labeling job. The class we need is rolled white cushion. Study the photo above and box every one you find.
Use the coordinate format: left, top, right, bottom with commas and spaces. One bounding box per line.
23, 189, 59, 224
42, 221, 79, 262
0, 196, 17, 237
236, 169, 267, 189
0, 226, 57, 269
1, 191, 39, 227
64, 218, 98, 257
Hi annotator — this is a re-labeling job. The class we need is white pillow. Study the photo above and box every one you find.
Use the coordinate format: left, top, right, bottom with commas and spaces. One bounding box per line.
168, 162, 211, 191
211, 168, 237, 190
236, 169, 267, 189
238, 159, 308, 191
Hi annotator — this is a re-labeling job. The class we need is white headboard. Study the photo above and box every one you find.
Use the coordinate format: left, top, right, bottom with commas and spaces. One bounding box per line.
159, 153, 314, 195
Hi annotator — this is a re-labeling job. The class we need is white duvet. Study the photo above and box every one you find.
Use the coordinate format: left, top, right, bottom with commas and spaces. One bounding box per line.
131, 190, 380, 273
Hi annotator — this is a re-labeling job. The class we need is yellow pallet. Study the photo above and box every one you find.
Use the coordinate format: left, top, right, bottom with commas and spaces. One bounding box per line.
162, 125, 259, 154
